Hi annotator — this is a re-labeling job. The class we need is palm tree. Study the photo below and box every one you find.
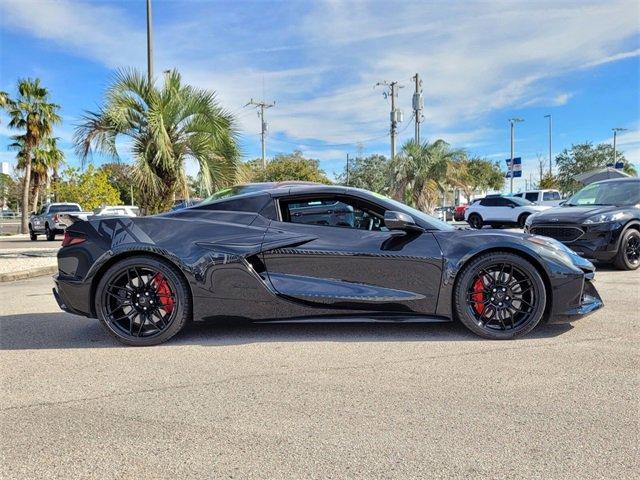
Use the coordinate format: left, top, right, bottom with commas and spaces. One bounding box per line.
4, 79, 61, 232
11, 136, 65, 210
75, 69, 240, 213
388, 139, 464, 212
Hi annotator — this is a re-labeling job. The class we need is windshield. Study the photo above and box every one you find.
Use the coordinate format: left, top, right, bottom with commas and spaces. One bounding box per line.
506, 196, 534, 206
200, 184, 272, 205
373, 194, 455, 231
565, 181, 640, 206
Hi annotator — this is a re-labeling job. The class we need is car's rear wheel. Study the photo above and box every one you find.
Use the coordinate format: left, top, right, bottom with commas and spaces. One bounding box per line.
454, 252, 547, 339
45, 224, 55, 241
468, 214, 483, 229
518, 213, 530, 228
614, 228, 640, 270
95, 256, 191, 346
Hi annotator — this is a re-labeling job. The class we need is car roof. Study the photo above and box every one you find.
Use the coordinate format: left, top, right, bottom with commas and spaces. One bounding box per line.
591, 177, 639, 184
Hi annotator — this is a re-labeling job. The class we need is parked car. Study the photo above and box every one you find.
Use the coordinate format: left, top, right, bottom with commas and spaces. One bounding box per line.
465, 195, 551, 229
453, 204, 468, 222
525, 177, 640, 270
93, 205, 139, 217
434, 206, 455, 222
53, 183, 602, 345
513, 189, 563, 207
29, 203, 93, 241
1, 209, 18, 218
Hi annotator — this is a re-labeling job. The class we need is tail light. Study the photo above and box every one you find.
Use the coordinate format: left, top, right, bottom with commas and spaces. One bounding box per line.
62, 230, 86, 246
53, 214, 60, 223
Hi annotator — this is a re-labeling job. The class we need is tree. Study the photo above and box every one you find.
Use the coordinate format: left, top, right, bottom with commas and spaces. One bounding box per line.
336, 154, 389, 193
75, 68, 240, 213
459, 156, 505, 202
3, 79, 61, 231
388, 140, 464, 212
246, 151, 331, 183
98, 163, 137, 205
555, 142, 637, 194
10, 136, 65, 210
538, 172, 558, 190
55, 166, 121, 210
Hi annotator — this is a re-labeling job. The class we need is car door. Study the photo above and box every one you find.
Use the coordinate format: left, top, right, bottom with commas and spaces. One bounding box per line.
492, 197, 516, 221
261, 193, 443, 315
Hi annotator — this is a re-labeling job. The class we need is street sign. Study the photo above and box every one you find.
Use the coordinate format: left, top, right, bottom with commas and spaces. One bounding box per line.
505, 157, 522, 178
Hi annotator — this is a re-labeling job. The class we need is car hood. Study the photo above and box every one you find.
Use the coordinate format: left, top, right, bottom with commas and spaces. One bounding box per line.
529, 205, 622, 224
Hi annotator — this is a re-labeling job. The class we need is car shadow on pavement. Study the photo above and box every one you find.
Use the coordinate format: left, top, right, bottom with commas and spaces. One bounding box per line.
0, 312, 573, 350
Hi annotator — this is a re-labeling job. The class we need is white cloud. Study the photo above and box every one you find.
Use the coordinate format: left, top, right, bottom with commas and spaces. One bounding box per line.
1, 0, 638, 163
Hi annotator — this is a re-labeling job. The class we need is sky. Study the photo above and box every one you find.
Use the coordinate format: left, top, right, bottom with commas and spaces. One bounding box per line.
0, 0, 639, 193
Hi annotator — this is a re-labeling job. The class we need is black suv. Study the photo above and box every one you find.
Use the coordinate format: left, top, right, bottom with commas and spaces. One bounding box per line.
525, 177, 640, 270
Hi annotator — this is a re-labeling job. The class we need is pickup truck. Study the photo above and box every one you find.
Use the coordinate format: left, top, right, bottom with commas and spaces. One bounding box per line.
512, 189, 563, 207
29, 203, 93, 241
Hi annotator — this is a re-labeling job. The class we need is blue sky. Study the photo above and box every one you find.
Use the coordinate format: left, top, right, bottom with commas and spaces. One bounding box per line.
1, 0, 639, 193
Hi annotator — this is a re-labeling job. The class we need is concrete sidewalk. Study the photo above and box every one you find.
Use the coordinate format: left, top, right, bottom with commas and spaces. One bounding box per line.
0, 236, 58, 282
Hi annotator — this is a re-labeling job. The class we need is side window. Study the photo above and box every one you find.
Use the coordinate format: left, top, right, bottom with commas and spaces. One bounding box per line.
543, 191, 560, 201
525, 192, 538, 202
281, 197, 386, 231
494, 198, 510, 207
480, 198, 495, 206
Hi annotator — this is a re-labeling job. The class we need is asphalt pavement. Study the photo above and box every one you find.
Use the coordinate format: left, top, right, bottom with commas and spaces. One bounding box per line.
1, 268, 638, 479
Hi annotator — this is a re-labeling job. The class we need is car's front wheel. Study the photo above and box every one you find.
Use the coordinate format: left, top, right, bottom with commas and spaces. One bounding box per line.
45, 224, 55, 241
95, 256, 192, 346
454, 252, 547, 339
614, 228, 640, 270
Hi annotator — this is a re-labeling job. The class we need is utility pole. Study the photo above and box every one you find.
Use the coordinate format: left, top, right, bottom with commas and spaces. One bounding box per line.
346, 153, 350, 186
375, 80, 403, 160
246, 98, 275, 169
612, 127, 628, 166
508, 118, 524, 194
146, 0, 153, 84
544, 114, 552, 175
412, 73, 423, 144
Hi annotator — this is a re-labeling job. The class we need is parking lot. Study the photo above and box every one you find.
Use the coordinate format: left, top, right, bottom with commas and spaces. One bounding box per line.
1, 258, 638, 479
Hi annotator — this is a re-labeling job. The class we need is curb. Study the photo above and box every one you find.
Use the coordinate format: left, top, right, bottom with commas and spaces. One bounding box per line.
0, 265, 57, 283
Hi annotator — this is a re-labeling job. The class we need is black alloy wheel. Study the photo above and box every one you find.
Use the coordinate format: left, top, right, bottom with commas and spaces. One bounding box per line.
468, 214, 483, 229
614, 229, 640, 270
454, 252, 546, 339
95, 256, 191, 346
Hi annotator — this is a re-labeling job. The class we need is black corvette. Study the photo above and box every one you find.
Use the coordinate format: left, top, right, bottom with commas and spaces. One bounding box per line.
53, 183, 603, 345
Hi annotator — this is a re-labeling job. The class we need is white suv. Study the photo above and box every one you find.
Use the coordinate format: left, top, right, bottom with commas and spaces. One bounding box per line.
464, 195, 551, 229
513, 189, 563, 207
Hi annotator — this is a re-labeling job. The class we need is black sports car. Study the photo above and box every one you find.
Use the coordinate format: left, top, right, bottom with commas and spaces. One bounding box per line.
53, 183, 603, 346
525, 177, 640, 270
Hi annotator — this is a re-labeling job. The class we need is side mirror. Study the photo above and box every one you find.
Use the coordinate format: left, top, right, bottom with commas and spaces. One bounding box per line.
384, 211, 422, 232
31, 211, 36, 215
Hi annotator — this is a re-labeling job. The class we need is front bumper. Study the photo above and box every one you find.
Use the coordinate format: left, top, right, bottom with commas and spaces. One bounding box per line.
525, 222, 622, 262
548, 276, 603, 324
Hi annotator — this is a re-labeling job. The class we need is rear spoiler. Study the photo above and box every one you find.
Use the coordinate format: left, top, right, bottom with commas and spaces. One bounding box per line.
59, 213, 89, 225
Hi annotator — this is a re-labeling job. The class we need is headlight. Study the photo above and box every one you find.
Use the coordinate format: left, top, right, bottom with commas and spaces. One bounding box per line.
583, 212, 625, 224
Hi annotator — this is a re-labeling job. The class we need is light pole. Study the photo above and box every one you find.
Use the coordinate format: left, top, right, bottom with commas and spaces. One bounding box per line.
612, 128, 628, 166
544, 114, 552, 175
146, 0, 153, 85
508, 118, 524, 194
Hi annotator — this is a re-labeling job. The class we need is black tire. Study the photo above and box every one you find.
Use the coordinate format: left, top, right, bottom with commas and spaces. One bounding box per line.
468, 214, 483, 229
45, 224, 55, 241
614, 228, 640, 270
95, 256, 192, 346
518, 213, 530, 228
29, 226, 37, 241
454, 252, 547, 339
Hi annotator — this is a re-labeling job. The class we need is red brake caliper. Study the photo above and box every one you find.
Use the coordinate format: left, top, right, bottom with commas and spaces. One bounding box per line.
151, 273, 175, 314
471, 276, 485, 315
